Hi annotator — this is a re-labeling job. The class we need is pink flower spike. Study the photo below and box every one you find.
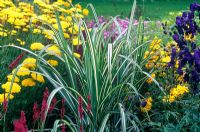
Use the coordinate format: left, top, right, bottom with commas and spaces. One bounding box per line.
86, 95, 92, 114
61, 124, 65, 132
33, 102, 40, 123
3, 94, 8, 113
49, 97, 57, 113
14, 111, 28, 132
41, 88, 49, 122
78, 96, 83, 120
8, 52, 26, 70
80, 125, 84, 132
60, 99, 65, 119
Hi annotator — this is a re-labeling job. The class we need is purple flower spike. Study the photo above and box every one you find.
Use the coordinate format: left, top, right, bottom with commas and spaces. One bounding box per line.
173, 34, 179, 42
176, 16, 182, 26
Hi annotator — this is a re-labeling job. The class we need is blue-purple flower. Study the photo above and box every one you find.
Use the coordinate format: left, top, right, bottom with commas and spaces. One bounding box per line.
169, 2, 200, 93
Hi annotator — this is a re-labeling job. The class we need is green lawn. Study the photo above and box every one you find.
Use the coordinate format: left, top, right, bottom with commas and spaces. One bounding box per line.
75, 0, 194, 20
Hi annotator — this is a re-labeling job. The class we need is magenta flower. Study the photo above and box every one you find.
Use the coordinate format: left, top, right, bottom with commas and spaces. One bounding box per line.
60, 99, 65, 119
8, 52, 26, 70
78, 96, 84, 120
49, 97, 57, 113
3, 94, 8, 113
41, 88, 49, 122
86, 95, 92, 114
33, 102, 40, 123
60, 99, 65, 132
14, 111, 28, 132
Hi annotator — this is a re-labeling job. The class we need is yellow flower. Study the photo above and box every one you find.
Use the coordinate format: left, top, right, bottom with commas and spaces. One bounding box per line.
143, 51, 149, 59
0, 93, 14, 103
66, 16, 72, 22
30, 42, 44, 51
163, 84, 189, 103
67, 0, 72, 3
162, 95, 175, 103
64, 33, 70, 38
177, 74, 184, 83
31, 72, 45, 83
12, 67, 30, 76
16, 38, 26, 46
34, 0, 46, 6
75, 4, 82, 10
151, 55, 159, 62
68, 25, 78, 34
161, 56, 171, 63
72, 38, 81, 46
11, 30, 17, 35
63, 2, 70, 7
145, 62, 154, 69
43, 0, 50, 4
149, 37, 162, 50
47, 59, 58, 67
46, 45, 61, 56
22, 58, 36, 69
140, 97, 153, 112
175, 60, 179, 68
0, 31, 7, 37
23, 28, 28, 32
2, 82, 21, 93
184, 33, 195, 42
176, 84, 189, 94
73, 52, 81, 59
7, 75, 20, 83
146, 73, 156, 84
21, 78, 36, 87
83, 9, 89, 16
33, 28, 42, 34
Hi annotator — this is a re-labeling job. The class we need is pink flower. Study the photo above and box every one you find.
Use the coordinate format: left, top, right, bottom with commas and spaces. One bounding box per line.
78, 96, 83, 120
41, 88, 49, 122
80, 125, 83, 132
61, 124, 65, 132
49, 97, 57, 113
3, 94, 8, 113
14, 111, 28, 132
33, 102, 40, 123
60, 99, 65, 119
103, 31, 110, 39
60, 99, 66, 132
86, 95, 91, 114
8, 52, 26, 70
3, 100, 7, 113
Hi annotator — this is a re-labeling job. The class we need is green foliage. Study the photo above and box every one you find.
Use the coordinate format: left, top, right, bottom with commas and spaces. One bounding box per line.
75, 0, 193, 20
141, 95, 200, 131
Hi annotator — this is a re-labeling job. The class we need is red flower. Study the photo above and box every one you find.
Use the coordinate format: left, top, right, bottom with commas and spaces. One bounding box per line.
33, 102, 40, 123
60, 99, 65, 119
60, 99, 66, 132
79, 125, 83, 132
61, 123, 65, 132
41, 88, 49, 122
49, 97, 57, 113
78, 96, 83, 120
3, 94, 8, 113
8, 52, 26, 70
14, 111, 28, 132
86, 95, 92, 114
19, 111, 27, 126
